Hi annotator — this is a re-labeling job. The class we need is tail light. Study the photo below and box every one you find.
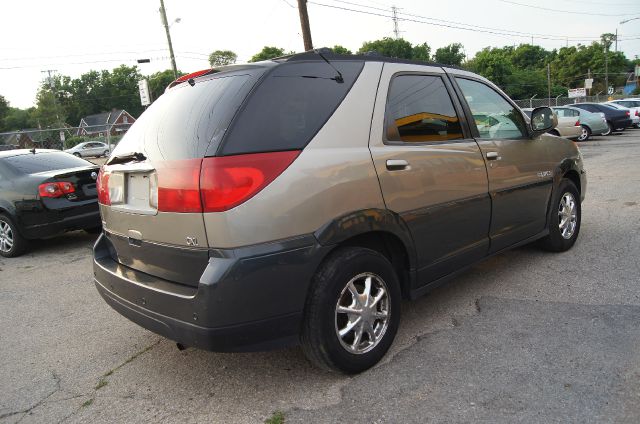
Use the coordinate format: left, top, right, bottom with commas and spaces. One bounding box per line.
575, 120, 580, 126
200, 151, 300, 212
626, 111, 630, 117
635, 111, 639, 117
39, 182, 75, 198
96, 168, 110, 205
151, 150, 300, 213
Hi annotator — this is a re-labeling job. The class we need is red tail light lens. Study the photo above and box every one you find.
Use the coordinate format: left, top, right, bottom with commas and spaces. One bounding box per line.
97, 168, 110, 205
200, 151, 300, 212
157, 159, 203, 213
38, 182, 75, 198
626, 111, 630, 116
575, 120, 580, 126
636, 111, 639, 117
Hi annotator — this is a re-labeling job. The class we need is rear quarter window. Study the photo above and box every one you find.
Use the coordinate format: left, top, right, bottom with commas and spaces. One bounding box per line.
218, 61, 364, 155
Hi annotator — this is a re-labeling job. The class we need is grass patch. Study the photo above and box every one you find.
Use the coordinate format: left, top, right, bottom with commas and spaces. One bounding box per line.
81, 398, 94, 408
94, 379, 108, 390
265, 411, 285, 424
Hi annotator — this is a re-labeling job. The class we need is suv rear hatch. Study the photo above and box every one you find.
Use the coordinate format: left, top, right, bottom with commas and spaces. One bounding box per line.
98, 66, 268, 287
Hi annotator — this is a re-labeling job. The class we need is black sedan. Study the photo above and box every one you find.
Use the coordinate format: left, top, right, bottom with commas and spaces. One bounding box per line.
0, 149, 102, 257
571, 103, 632, 135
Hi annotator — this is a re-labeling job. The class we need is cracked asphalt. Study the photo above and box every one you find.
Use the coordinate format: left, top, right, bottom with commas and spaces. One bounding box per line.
1, 131, 639, 423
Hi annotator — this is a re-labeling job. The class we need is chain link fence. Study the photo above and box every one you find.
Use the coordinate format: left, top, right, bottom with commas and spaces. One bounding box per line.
0, 124, 129, 152
514, 94, 629, 109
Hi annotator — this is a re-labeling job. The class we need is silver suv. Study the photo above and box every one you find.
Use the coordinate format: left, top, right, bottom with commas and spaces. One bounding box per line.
93, 51, 586, 373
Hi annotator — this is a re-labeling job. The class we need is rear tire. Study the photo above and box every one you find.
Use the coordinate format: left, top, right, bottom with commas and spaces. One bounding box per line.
0, 214, 28, 258
73, 152, 81, 157
538, 179, 581, 252
301, 247, 401, 374
577, 125, 591, 142
102, 150, 109, 157
602, 121, 613, 136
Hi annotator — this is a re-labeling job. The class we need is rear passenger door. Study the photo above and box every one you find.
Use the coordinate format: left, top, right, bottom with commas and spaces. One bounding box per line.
450, 75, 554, 252
369, 64, 490, 286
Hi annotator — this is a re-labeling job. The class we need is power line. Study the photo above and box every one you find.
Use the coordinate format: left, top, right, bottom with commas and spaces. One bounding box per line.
498, 0, 640, 16
309, 1, 627, 42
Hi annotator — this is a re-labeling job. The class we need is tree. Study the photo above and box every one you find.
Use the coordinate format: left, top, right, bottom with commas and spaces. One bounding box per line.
412, 43, 432, 62
2, 107, 35, 131
359, 37, 413, 59
32, 88, 65, 128
467, 47, 514, 87
0, 95, 8, 131
147, 69, 184, 102
209, 50, 238, 67
434, 43, 465, 66
250, 46, 286, 62
331, 45, 352, 55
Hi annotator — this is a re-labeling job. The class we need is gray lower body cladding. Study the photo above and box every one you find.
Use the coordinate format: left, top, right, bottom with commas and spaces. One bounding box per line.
93, 233, 330, 352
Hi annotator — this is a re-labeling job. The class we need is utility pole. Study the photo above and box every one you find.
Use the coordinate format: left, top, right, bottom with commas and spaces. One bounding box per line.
605, 44, 609, 96
547, 63, 551, 106
41, 69, 64, 148
159, 0, 178, 79
297, 0, 313, 51
587, 68, 591, 97
392, 6, 400, 39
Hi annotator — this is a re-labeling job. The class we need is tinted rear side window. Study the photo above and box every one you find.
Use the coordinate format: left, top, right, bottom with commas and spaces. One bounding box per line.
219, 61, 365, 155
3, 152, 91, 174
110, 69, 264, 162
385, 75, 463, 143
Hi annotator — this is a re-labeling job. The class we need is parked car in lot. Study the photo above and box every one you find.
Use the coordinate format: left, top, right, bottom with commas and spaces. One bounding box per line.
522, 107, 581, 140
571, 103, 632, 134
0, 150, 102, 257
65, 141, 110, 158
552, 106, 608, 141
93, 51, 586, 373
605, 101, 640, 127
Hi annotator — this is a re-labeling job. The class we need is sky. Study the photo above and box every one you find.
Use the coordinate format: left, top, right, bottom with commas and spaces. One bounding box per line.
1, 0, 639, 109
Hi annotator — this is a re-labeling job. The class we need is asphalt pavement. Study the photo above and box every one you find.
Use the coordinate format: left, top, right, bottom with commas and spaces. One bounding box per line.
1, 131, 639, 423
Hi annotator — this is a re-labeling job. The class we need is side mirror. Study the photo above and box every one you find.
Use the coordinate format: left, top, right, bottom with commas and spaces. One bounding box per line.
529, 107, 557, 137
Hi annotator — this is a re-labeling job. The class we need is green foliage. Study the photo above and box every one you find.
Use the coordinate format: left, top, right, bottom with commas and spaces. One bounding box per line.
632, 87, 640, 95
33, 88, 65, 128
2, 107, 35, 131
412, 42, 431, 62
250, 46, 287, 62
64, 135, 89, 148
358, 37, 414, 59
265, 411, 285, 424
434, 43, 465, 66
147, 69, 184, 102
331, 45, 352, 55
0, 95, 8, 130
209, 50, 238, 67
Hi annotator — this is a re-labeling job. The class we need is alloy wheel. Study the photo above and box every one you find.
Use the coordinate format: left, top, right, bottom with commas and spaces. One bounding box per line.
558, 192, 577, 239
335, 272, 390, 354
578, 127, 589, 141
0, 220, 14, 253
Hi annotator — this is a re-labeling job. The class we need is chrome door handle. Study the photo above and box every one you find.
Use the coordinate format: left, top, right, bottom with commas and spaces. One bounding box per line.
486, 152, 500, 160
386, 159, 410, 171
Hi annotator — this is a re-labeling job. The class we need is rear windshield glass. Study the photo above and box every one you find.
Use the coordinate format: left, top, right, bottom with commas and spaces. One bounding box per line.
110, 68, 264, 162
3, 152, 91, 174
219, 60, 364, 155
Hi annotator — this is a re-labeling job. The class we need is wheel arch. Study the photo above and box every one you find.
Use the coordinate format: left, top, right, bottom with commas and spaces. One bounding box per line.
314, 209, 417, 299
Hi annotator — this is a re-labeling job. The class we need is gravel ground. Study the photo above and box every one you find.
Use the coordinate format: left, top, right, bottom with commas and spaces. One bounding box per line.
1, 130, 639, 423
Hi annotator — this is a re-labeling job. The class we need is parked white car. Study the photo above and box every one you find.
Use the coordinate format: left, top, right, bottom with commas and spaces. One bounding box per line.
65, 141, 110, 158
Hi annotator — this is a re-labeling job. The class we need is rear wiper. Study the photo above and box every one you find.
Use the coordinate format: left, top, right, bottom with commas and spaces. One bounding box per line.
313, 49, 344, 83
108, 152, 147, 165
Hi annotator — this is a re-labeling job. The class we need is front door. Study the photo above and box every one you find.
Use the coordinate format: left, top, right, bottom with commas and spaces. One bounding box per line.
369, 64, 491, 286
451, 76, 554, 252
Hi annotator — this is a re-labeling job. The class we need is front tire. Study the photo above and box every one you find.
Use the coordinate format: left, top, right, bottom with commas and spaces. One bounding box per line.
301, 247, 401, 374
0, 214, 28, 258
577, 125, 591, 142
538, 179, 581, 252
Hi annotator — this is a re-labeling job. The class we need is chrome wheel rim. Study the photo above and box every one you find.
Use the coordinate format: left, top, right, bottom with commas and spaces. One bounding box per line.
0, 220, 14, 253
335, 272, 390, 355
578, 127, 588, 141
558, 192, 577, 239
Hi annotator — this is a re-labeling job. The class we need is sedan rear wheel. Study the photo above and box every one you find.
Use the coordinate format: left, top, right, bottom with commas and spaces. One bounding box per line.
577, 125, 590, 142
0, 214, 28, 258
602, 121, 613, 136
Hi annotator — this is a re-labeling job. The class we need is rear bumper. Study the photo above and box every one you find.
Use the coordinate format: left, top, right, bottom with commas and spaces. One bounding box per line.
93, 233, 330, 352
19, 203, 100, 239
613, 118, 632, 129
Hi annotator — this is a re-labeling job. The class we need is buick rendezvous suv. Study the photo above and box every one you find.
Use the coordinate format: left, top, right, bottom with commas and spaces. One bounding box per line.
93, 50, 586, 373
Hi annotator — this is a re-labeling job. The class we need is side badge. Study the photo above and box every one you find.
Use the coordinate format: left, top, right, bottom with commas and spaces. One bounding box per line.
186, 237, 198, 246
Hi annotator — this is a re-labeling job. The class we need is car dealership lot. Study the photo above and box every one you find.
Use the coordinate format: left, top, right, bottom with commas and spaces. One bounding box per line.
1, 131, 639, 423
